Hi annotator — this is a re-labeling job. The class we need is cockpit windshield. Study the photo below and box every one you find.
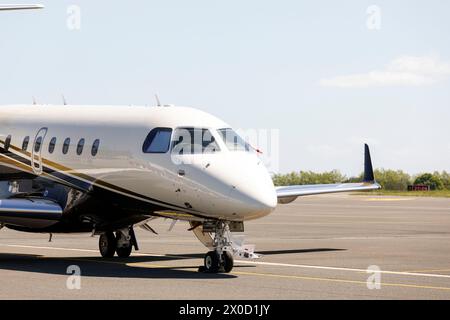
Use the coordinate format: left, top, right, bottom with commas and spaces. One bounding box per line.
172, 127, 220, 154
217, 128, 252, 152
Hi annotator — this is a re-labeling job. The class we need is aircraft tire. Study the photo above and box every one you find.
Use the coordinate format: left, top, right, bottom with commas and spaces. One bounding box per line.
99, 232, 116, 258
116, 244, 132, 258
222, 251, 234, 273
204, 251, 220, 273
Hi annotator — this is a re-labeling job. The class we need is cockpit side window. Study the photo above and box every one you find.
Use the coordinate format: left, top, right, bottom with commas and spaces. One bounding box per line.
217, 128, 252, 152
171, 128, 220, 154
142, 128, 172, 153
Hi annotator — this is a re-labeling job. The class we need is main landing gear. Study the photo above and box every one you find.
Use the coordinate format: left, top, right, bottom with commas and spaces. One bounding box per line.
99, 227, 137, 258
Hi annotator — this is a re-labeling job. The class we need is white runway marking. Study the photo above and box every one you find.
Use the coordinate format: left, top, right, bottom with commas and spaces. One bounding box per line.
233, 260, 450, 279
289, 203, 450, 211
2, 243, 450, 280
2, 244, 98, 253
0, 244, 166, 256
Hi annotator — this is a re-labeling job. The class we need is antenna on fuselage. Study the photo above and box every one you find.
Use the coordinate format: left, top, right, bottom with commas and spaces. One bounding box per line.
62, 94, 67, 105
32, 96, 37, 105
155, 94, 162, 107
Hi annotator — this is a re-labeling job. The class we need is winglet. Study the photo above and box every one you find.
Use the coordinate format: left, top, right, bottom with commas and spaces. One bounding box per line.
363, 144, 375, 183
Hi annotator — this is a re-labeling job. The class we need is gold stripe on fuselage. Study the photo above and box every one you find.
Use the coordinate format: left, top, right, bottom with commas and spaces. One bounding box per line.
0, 153, 81, 190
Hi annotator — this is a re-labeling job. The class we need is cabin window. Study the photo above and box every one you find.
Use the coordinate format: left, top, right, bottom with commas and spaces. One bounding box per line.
91, 139, 100, 156
217, 128, 252, 152
171, 128, 220, 154
4, 135, 11, 152
22, 136, 30, 151
62, 138, 70, 154
34, 136, 42, 153
142, 128, 172, 153
77, 138, 85, 155
48, 137, 56, 154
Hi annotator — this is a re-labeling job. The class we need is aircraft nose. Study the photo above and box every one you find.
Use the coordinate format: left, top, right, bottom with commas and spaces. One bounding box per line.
230, 164, 277, 220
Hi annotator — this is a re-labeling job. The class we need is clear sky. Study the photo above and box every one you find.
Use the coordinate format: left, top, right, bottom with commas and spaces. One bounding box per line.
1, 1, 449, 176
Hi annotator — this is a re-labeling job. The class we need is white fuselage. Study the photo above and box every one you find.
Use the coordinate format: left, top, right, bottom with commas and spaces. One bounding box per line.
0, 105, 277, 221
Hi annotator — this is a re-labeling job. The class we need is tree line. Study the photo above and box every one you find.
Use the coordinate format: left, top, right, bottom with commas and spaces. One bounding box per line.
272, 169, 450, 191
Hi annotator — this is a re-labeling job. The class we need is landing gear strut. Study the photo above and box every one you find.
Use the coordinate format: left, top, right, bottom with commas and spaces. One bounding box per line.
202, 221, 235, 273
98, 226, 137, 258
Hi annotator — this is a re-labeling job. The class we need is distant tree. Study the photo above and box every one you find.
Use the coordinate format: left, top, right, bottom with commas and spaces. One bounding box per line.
272, 170, 346, 186
272, 169, 450, 191
414, 173, 444, 190
348, 169, 411, 191
434, 171, 450, 190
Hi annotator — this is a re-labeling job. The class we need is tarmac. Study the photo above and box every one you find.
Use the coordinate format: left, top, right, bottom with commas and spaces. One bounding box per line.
1, 193, 450, 299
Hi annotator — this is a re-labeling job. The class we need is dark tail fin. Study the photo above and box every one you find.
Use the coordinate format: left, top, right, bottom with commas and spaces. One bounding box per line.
363, 144, 375, 183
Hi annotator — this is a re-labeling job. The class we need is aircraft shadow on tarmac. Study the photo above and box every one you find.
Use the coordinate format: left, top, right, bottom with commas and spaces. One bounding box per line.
0, 248, 345, 280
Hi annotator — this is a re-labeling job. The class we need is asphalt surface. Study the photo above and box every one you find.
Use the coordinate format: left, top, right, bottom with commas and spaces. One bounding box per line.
1, 194, 450, 299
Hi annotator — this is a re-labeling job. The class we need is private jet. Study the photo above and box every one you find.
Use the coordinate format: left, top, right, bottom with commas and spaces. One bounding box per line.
0, 5, 381, 273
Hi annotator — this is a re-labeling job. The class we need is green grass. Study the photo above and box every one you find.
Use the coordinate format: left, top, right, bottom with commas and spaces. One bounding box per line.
355, 190, 450, 198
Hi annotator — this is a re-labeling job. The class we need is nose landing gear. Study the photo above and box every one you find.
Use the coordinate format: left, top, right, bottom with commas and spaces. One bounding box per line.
203, 250, 234, 273
201, 221, 236, 273
198, 220, 261, 273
